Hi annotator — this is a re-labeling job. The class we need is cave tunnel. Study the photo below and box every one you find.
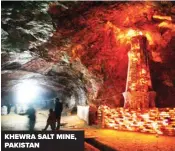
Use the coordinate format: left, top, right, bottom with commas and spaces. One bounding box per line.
1, 1, 175, 133
1, 62, 88, 112
1, 58, 91, 130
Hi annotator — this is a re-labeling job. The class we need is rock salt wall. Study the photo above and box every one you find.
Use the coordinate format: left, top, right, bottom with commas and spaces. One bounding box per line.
98, 105, 175, 136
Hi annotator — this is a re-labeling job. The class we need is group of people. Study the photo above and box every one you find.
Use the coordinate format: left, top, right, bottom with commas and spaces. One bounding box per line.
25, 97, 63, 131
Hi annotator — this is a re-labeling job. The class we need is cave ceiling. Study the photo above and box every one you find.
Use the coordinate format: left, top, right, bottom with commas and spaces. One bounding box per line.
1, 1, 175, 108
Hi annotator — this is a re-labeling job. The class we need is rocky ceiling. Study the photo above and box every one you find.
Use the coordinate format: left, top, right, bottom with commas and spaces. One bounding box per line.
1, 2, 92, 110
1, 1, 175, 108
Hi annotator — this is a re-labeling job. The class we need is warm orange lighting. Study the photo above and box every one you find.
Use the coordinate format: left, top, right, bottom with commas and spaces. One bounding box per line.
127, 29, 137, 37
98, 105, 175, 136
159, 21, 169, 28
106, 22, 152, 46
141, 69, 147, 74
126, 29, 143, 38
145, 32, 154, 45
158, 21, 175, 31
153, 15, 172, 21
106, 21, 121, 33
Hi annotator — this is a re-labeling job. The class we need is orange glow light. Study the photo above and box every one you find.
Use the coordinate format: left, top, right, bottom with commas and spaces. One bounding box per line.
98, 105, 175, 136
153, 15, 172, 21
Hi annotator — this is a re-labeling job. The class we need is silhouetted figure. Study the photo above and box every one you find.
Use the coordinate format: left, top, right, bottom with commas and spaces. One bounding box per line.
5, 99, 12, 114
26, 105, 36, 131
42, 108, 56, 131
54, 98, 63, 130
7, 103, 12, 114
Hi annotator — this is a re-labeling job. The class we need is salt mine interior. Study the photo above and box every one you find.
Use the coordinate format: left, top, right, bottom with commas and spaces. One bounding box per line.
1, 1, 175, 151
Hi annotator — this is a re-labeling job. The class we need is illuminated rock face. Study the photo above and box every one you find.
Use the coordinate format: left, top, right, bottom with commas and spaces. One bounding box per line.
123, 36, 156, 109
98, 105, 175, 136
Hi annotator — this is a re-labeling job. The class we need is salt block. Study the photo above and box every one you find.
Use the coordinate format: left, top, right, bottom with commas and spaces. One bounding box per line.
77, 105, 89, 124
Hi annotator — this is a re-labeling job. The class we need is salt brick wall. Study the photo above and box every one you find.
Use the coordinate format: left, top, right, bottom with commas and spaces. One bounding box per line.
98, 105, 175, 136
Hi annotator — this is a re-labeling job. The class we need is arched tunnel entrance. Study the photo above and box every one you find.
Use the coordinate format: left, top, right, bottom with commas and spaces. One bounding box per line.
1, 56, 97, 130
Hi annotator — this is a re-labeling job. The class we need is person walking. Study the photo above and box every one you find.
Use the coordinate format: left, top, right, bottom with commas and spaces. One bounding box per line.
42, 108, 56, 131
25, 104, 36, 131
54, 98, 63, 130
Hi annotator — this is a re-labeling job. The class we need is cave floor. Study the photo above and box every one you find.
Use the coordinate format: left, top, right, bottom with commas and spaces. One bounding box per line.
2, 110, 175, 151
1, 109, 86, 131
84, 129, 175, 151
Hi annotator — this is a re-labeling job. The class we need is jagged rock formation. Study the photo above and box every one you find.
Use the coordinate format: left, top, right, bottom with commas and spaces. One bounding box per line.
47, 2, 175, 107
1, 2, 175, 110
1, 2, 98, 111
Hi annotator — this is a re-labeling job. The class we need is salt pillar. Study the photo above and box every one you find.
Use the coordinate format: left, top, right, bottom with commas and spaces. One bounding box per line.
123, 35, 156, 109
